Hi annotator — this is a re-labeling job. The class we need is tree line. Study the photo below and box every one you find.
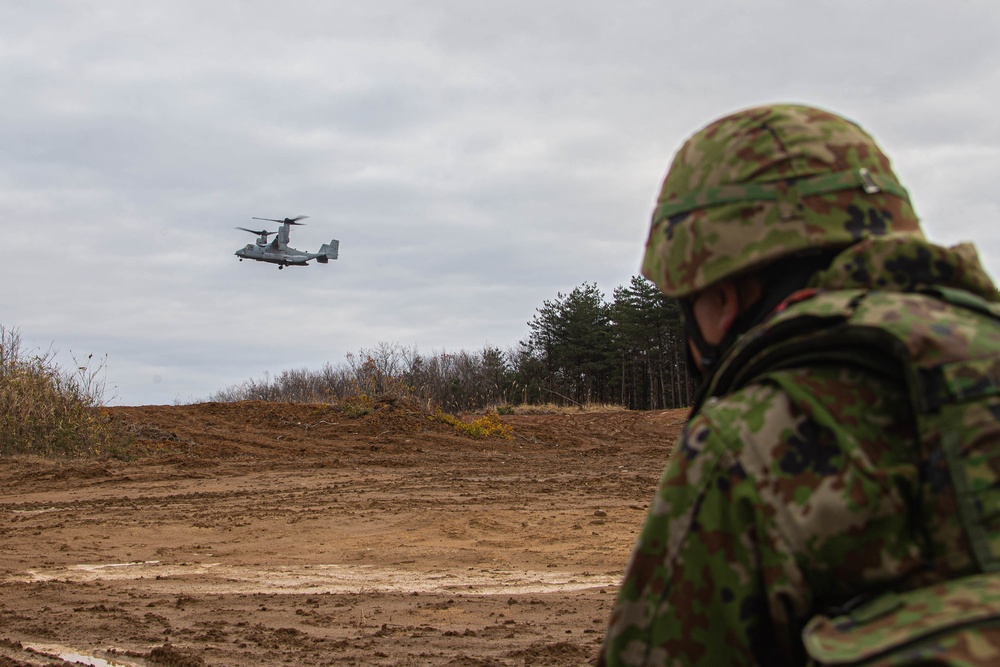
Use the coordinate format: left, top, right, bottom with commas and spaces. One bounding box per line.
210, 276, 698, 411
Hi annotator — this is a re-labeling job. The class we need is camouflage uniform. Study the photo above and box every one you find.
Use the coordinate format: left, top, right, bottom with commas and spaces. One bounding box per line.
600, 105, 1000, 665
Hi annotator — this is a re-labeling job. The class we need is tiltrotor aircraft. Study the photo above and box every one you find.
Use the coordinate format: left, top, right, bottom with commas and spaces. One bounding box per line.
234, 215, 339, 269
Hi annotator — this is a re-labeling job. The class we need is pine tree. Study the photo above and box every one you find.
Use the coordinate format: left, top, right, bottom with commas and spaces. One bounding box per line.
523, 283, 615, 406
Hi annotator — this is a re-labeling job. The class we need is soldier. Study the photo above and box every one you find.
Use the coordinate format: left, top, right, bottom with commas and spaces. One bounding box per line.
599, 104, 1000, 665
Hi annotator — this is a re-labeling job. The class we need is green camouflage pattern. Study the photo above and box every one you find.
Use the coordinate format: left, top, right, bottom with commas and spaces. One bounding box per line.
641, 104, 923, 298
803, 572, 1000, 665
810, 234, 999, 300
600, 235, 1000, 666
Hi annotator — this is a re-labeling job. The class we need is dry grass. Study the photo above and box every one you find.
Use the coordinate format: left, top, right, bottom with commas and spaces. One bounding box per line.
497, 402, 629, 415
430, 409, 514, 439
0, 326, 133, 458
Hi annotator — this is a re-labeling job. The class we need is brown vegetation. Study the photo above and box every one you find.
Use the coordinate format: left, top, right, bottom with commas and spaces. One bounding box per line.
209, 277, 698, 413
0, 326, 131, 457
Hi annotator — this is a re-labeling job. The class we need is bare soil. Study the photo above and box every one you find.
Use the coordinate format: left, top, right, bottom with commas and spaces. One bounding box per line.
0, 401, 683, 667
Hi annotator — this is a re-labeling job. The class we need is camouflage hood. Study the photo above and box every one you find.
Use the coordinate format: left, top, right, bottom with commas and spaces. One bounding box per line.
809, 234, 999, 302
642, 104, 923, 298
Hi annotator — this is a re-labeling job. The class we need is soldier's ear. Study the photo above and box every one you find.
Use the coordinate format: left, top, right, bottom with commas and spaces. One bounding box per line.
691, 280, 742, 345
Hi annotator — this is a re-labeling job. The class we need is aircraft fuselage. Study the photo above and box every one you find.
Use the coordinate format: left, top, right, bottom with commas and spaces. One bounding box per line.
235, 245, 312, 266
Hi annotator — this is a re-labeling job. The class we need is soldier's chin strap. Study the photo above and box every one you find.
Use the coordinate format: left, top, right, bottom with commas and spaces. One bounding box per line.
682, 250, 840, 396
679, 298, 717, 385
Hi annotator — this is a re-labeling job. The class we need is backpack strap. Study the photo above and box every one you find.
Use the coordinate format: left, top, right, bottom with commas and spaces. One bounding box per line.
703, 289, 901, 403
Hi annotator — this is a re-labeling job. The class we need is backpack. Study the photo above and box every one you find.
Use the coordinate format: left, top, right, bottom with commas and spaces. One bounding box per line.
697, 286, 1000, 665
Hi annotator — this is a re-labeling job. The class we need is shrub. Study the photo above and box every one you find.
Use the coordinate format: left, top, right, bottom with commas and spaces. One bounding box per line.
431, 409, 513, 439
0, 325, 132, 457
340, 394, 375, 417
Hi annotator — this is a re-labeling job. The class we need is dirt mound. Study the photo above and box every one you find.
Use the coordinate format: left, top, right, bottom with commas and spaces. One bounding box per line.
114, 399, 457, 460
0, 403, 685, 666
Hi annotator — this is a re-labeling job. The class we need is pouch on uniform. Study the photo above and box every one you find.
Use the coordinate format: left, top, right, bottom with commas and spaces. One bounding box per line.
802, 572, 1000, 665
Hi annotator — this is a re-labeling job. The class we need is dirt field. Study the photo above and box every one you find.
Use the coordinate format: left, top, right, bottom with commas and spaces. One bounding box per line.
0, 400, 684, 666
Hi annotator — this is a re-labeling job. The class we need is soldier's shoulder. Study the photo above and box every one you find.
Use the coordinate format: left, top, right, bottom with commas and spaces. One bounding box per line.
689, 363, 887, 453
686, 377, 804, 450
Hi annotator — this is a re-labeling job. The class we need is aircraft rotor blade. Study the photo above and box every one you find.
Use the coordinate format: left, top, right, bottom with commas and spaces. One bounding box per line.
252, 215, 309, 225
236, 226, 274, 236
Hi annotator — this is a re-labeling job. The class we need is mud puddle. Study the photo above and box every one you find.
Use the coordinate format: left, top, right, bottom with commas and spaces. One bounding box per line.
20, 643, 138, 667
11, 560, 618, 595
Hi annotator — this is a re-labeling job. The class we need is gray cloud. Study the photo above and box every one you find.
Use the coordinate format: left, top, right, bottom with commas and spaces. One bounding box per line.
2, 1, 999, 404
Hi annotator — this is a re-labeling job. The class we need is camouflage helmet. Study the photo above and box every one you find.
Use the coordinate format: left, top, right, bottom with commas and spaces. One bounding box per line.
641, 104, 924, 298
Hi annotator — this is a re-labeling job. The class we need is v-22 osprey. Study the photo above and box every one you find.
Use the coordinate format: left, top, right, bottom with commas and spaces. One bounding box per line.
235, 216, 339, 269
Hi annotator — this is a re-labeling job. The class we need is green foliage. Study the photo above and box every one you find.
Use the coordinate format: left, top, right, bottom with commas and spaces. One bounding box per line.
523, 282, 615, 405
520, 276, 696, 409
431, 409, 513, 439
610, 275, 696, 409
0, 326, 132, 457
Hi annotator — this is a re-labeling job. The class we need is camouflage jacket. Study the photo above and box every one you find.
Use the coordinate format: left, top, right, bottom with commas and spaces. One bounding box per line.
600, 235, 1000, 666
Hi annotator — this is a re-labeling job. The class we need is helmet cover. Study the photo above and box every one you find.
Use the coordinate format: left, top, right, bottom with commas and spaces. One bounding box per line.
641, 104, 923, 298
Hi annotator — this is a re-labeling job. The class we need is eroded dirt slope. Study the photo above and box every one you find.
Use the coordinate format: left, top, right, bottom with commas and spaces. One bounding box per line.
0, 402, 684, 666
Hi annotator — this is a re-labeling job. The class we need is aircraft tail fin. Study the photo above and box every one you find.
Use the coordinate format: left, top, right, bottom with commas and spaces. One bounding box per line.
319, 240, 339, 261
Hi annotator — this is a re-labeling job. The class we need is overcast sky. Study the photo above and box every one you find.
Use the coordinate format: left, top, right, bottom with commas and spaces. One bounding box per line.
2, 1, 998, 405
